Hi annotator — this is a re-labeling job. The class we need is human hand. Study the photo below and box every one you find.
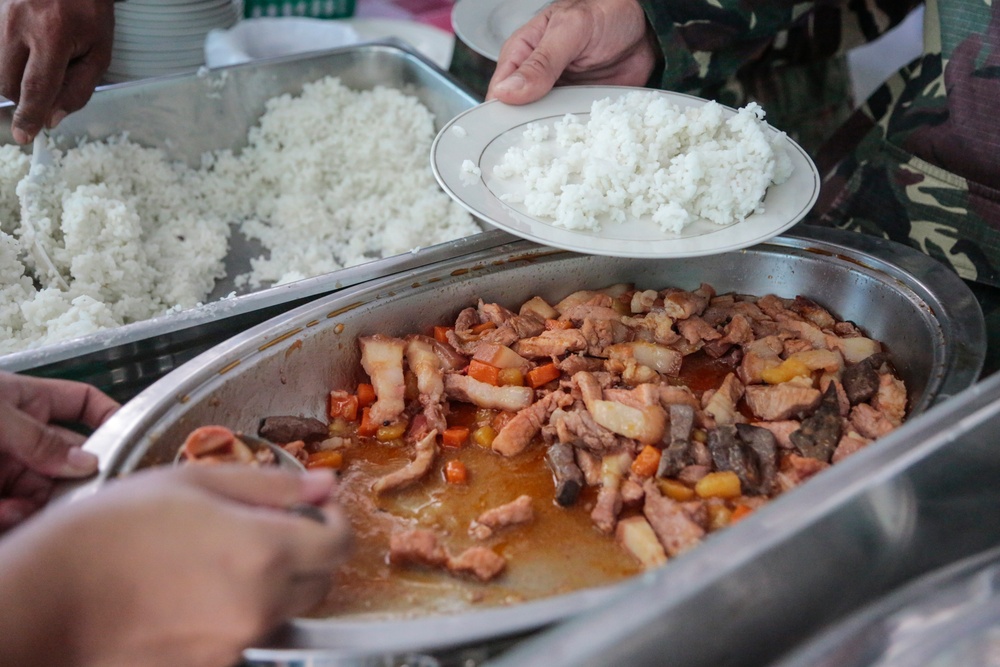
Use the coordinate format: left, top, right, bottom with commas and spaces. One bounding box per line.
0, 0, 116, 144
0, 371, 119, 528
0, 464, 352, 667
486, 0, 659, 105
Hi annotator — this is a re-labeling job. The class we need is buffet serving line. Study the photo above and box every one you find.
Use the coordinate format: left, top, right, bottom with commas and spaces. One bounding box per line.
1, 24, 999, 667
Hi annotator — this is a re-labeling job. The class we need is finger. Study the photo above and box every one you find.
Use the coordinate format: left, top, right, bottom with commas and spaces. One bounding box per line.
491, 22, 589, 105
12, 48, 68, 145
176, 465, 338, 510
0, 401, 98, 477
50, 43, 113, 127
0, 37, 29, 104
6, 373, 120, 428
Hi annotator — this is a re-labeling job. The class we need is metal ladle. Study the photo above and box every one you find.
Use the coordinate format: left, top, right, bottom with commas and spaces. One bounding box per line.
24, 133, 69, 290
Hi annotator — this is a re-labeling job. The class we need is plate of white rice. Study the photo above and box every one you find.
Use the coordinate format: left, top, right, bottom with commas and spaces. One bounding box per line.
430, 86, 820, 258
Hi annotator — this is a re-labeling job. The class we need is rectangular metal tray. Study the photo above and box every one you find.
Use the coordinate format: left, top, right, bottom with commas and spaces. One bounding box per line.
488, 343, 1000, 667
0, 42, 508, 401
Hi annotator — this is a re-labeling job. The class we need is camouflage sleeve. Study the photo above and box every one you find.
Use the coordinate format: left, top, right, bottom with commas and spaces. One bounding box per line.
637, 0, 922, 93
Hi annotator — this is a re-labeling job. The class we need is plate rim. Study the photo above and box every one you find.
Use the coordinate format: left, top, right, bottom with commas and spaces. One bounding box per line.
431, 85, 821, 259
451, 0, 548, 61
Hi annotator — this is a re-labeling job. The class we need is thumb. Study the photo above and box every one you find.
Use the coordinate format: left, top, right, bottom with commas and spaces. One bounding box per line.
0, 402, 97, 477
174, 465, 338, 509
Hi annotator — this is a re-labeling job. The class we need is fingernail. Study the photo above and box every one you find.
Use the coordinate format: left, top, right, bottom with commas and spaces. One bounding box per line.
300, 468, 335, 499
11, 127, 30, 145
47, 109, 67, 129
495, 73, 526, 93
61, 447, 99, 477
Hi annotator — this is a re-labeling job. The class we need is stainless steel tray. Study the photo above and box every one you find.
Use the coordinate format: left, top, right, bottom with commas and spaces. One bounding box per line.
0, 42, 504, 401
487, 365, 1000, 667
67, 225, 985, 663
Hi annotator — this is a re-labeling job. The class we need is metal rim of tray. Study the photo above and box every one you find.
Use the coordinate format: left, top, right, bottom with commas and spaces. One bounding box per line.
69, 224, 986, 661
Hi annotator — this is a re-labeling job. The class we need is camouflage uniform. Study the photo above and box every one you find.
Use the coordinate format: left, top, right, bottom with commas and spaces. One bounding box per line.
637, 0, 1000, 373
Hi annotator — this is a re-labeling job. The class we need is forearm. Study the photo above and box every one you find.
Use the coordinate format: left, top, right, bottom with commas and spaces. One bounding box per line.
637, 0, 894, 91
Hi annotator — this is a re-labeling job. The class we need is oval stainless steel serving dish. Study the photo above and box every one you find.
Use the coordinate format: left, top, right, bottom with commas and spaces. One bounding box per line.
71, 225, 985, 662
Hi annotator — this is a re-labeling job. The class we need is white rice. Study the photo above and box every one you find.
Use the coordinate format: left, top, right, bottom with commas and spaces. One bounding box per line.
493, 92, 793, 234
0, 77, 480, 354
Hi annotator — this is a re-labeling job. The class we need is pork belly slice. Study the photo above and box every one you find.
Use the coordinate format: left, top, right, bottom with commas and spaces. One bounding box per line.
642, 480, 705, 557
513, 328, 588, 358
873, 373, 907, 426
660, 284, 713, 320
676, 315, 721, 346
469, 494, 534, 540
702, 372, 746, 427
444, 373, 534, 412
371, 429, 437, 494
591, 452, 632, 534
744, 383, 822, 421
405, 335, 445, 401
492, 390, 574, 456
359, 334, 407, 425
550, 405, 621, 455
849, 403, 896, 440
605, 341, 682, 376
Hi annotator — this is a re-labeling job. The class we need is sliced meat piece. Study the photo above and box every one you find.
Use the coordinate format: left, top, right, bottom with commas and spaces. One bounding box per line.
405, 335, 445, 401
558, 354, 604, 375
359, 334, 407, 425
446, 324, 521, 357
738, 335, 784, 385
469, 494, 534, 540
551, 405, 621, 454
513, 328, 589, 359
676, 315, 721, 345
707, 425, 752, 490
703, 314, 754, 358
591, 452, 631, 534
850, 403, 896, 440
642, 480, 705, 557
447, 547, 507, 582
702, 372, 745, 427
492, 390, 574, 456
547, 442, 585, 506
660, 284, 713, 320
444, 373, 534, 412
258, 415, 328, 444
873, 373, 907, 426
744, 383, 822, 421
389, 529, 449, 568
478, 300, 516, 325
559, 302, 622, 323
657, 385, 701, 410
581, 318, 632, 356
605, 341, 683, 376
790, 295, 836, 330
753, 420, 801, 449
776, 453, 830, 492
372, 429, 438, 494
832, 430, 872, 463
657, 404, 695, 479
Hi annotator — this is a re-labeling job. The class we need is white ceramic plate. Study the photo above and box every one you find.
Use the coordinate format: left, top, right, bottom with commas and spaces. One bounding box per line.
451, 0, 549, 61
431, 86, 821, 259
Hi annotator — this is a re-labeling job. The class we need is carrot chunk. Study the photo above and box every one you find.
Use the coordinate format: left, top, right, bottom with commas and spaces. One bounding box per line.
356, 383, 377, 408
442, 426, 470, 448
433, 326, 452, 344
468, 359, 501, 386
357, 407, 379, 437
527, 362, 560, 388
444, 460, 468, 485
306, 450, 344, 470
631, 445, 661, 478
328, 391, 359, 421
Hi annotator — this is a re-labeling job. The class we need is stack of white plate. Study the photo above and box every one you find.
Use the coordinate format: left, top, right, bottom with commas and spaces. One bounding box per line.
108, 0, 241, 82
